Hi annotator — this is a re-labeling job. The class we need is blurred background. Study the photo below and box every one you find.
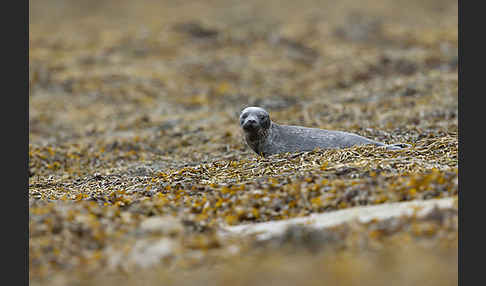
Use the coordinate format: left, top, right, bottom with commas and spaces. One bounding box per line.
29, 0, 457, 152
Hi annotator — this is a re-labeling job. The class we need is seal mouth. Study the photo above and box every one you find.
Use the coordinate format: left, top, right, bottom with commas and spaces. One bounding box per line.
242, 120, 259, 131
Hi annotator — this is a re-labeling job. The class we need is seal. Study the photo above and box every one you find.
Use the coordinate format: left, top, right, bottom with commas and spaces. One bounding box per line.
239, 106, 410, 157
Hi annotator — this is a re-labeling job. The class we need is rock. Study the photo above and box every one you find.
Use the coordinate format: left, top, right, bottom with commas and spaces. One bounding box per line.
221, 198, 456, 241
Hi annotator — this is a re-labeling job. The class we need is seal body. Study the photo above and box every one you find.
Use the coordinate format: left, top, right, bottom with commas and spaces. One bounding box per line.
239, 106, 409, 157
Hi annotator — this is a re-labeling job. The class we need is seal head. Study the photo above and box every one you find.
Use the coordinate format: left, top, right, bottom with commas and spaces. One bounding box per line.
239, 107, 271, 155
240, 107, 271, 131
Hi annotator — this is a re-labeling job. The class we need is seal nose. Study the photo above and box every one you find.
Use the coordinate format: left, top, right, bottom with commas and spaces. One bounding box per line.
242, 118, 258, 130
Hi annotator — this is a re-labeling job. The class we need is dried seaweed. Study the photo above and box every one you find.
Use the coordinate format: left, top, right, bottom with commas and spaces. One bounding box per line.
29, 0, 458, 284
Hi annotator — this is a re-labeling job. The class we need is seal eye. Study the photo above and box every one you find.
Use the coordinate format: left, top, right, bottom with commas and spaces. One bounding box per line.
242, 113, 248, 119
258, 115, 265, 120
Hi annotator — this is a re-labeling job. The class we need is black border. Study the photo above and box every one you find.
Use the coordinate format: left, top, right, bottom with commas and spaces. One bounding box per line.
7, 0, 29, 284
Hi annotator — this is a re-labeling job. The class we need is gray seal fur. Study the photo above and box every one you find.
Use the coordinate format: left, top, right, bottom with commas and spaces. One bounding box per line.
239, 106, 410, 157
